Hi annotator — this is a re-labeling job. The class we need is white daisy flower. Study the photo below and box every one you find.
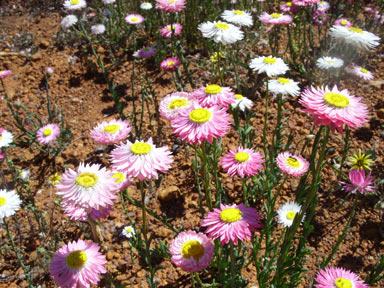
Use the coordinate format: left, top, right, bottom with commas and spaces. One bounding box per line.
91, 24, 106, 35
61, 15, 78, 29
231, 94, 253, 111
63, 0, 87, 10
249, 55, 289, 77
140, 2, 153, 9
221, 10, 253, 27
345, 66, 374, 81
0, 129, 13, 148
198, 21, 244, 45
316, 56, 344, 69
19, 169, 30, 181
330, 25, 381, 51
277, 201, 303, 228
121, 225, 135, 238
0, 189, 21, 219
267, 77, 300, 97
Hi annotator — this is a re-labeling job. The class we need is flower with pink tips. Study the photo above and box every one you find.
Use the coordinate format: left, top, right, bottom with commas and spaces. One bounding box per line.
90, 119, 132, 145
202, 203, 262, 245
345, 66, 374, 81
170, 104, 231, 144
220, 147, 264, 178
156, 0, 185, 12
63, 202, 113, 221
160, 57, 180, 71
340, 169, 375, 194
159, 92, 197, 121
170, 230, 214, 272
110, 137, 173, 181
0, 70, 12, 78
276, 152, 309, 177
36, 124, 60, 145
56, 163, 119, 210
299, 86, 369, 133
280, 2, 299, 13
334, 18, 352, 27
259, 12, 293, 25
314, 267, 369, 288
192, 84, 235, 109
133, 46, 155, 59
292, 0, 320, 6
112, 170, 132, 191
125, 14, 144, 25
50, 239, 107, 288
160, 23, 183, 38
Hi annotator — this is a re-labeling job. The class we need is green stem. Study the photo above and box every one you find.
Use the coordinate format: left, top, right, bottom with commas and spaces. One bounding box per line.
263, 78, 270, 167
230, 241, 236, 288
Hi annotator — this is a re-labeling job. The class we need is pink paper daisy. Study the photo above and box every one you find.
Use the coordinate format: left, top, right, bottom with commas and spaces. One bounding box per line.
160, 23, 183, 38
36, 124, 60, 145
201, 203, 262, 245
170, 105, 231, 144
170, 230, 214, 272
0, 70, 12, 78
292, 0, 320, 6
280, 2, 299, 13
160, 57, 180, 71
299, 86, 369, 133
259, 12, 293, 25
90, 119, 132, 145
340, 169, 375, 194
192, 84, 235, 109
276, 152, 309, 177
159, 92, 197, 121
56, 163, 119, 210
220, 147, 264, 178
63, 202, 113, 221
110, 137, 173, 181
111, 170, 132, 191
334, 18, 352, 27
133, 46, 155, 59
156, 0, 186, 12
50, 239, 107, 288
314, 267, 369, 288
345, 66, 374, 81
125, 14, 144, 25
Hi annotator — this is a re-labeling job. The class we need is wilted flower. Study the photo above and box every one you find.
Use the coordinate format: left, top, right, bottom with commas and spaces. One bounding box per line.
340, 169, 375, 194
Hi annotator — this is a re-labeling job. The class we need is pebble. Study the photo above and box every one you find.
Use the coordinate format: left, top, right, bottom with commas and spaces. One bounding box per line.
157, 185, 179, 202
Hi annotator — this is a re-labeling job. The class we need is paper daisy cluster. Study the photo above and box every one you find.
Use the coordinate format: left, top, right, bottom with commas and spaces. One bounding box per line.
221, 10, 253, 27
330, 25, 380, 50
0, 189, 21, 219
316, 56, 344, 69
250, 56, 289, 77
37, 124, 60, 145
192, 84, 235, 109
90, 119, 132, 145
199, 21, 244, 45
159, 92, 197, 121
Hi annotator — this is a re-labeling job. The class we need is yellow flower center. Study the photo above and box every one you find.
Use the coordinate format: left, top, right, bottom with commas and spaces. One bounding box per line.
0, 136, 2, 140
277, 77, 290, 84
167, 61, 175, 66
340, 20, 347, 25
286, 2, 292, 6
270, 13, 282, 18
348, 27, 363, 33
286, 157, 301, 168
215, 23, 230, 30
76, 172, 98, 188
235, 94, 243, 99
0, 197, 6, 206
360, 68, 368, 73
168, 25, 174, 30
234, 10, 244, 15
112, 172, 125, 183
169, 0, 175, 2
43, 128, 52, 136
324, 92, 350, 108
181, 240, 205, 260
0, 70, 3, 74
130, 143, 152, 155
286, 211, 296, 220
131, 17, 139, 22
168, 99, 189, 110
264, 57, 276, 64
126, 227, 132, 233
204, 84, 222, 94
319, 1, 324, 4
220, 208, 242, 223
235, 152, 250, 162
189, 108, 212, 123
70, 0, 80, 5
334, 278, 352, 288
103, 124, 120, 134
66, 250, 87, 269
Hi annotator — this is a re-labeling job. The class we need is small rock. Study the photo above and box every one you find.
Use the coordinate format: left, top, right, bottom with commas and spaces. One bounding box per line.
157, 227, 171, 238
377, 108, 384, 120
40, 40, 49, 48
106, 250, 115, 261
369, 80, 384, 89
31, 51, 42, 61
157, 185, 179, 202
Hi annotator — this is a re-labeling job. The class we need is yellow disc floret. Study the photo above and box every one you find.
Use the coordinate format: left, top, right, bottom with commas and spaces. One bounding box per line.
215, 23, 230, 30
181, 240, 205, 260
234, 10, 245, 15
348, 27, 364, 33
235, 152, 250, 162
235, 94, 243, 99
270, 13, 282, 18
43, 128, 52, 136
0, 197, 6, 206
70, 0, 80, 4
286, 157, 301, 168
104, 124, 120, 134
204, 84, 222, 94
360, 68, 368, 73
286, 211, 296, 220
334, 278, 352, 288
220, 208, 242, 223
264, 57, 277, 64
324, 92, 350, 108
66, 250, 87, 269
130, 143, 152, 155
277, 78, 290, 84
112, 172, 125, 183
168, 99, 189, 110
76, 172, 98, 188
189, 108, 212, 123
130, 17, 139, 22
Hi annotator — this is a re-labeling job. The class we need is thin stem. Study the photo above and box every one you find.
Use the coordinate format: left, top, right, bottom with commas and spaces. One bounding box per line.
230, 241, 236, 288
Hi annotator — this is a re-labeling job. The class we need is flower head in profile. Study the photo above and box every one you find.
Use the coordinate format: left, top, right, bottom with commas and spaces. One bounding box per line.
334, 18, 352, 27
121, 225, 136, 238
63, 202, 113, 221
345, 66, 374, 81
299, 86, 369, 132
63, 0, 86, 10
37, 124, 60, 145
140, 2, 153, 9
170, 231, 214, 272
133, 46, 155, 59
340, 169, 375, 194
259, 12, 293, 25
90, 119, 132, 145
160, 57, 180, 71
314, 267, 369, 288
125, 14, 144, 25
277, 201, 303, 227
110, 137, 173, 181
192, 84, 235, 109
159, 92, 197, 121
156, 0, 185, 12
112, 170, 132, 191
91, 24, 106, 35
280, 2, 299, 13
61, 15, 78, 29
276, 152, 309, 177
231, 94, 254, 111
160, 23, 182, 38
0, 189, 21, 219
19, 169, 30, 181
316, 56, 344, 69
293, 0, 320, 6
0, 128, 13, 148
267, 77, 300, 97
202, 203, 262, 245
220, 147, 264, 178
317, 1, 330, 11
198, 21, 244, 45
349, 150, 374, 171
50, 239, 107, 288
0, 70, 12, 78
221, 10, 253, 27
330, 25, 380, 50
250, 56, 289, 77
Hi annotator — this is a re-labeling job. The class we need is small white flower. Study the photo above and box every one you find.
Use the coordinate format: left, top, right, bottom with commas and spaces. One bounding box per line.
61, 14, 78, 29
316, 56, 344, 69
91, 24, 106, 35
267, 77, 300, 97
63, 0, 86, 10
249, 55, 289, 77
45, 67, 54, 75
121, 225, 135, 238
0, 130, 13, 148
277, 201, 303, 228
0, 189, 21, 219
198, 21, 244, 45
19, 170, 30, 181
221, 10, 253, 27
231, 94, 253, 111
330, 25, 380, 51
140, 2, 153, 9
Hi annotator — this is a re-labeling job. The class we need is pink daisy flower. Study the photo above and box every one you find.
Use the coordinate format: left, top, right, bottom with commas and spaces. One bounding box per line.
276, 152, 309, 177
110, 137, 173, 181
299, 86, 369, 133
201, 203, 262, 245
345, 66, 374, 81
63, 202, 113, 221
111, 170, 132, 191
280, 2, 299, 13
133, 46, 155, 59
56, 163, 119, 210
156, 0, 185, 12
292, 0, 320, 6
170, 231, 214, 272
220, 147, 264, 178
90, 119, 132, 145
125, 14, 144, 25
192, 84, 235, 109
0, 70, 12, 78
259, 12, 293, 25
313, 10, 327, 26
170, 105, 231, 144
334, 18, 352, 27
340, 169, 375, 194
159, 92, 197, 121
160, 57, 180, 71
314, 267, 369, 288
160, 23, 183, 38
50, 239, 107, 288
36, 124, 60, 145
